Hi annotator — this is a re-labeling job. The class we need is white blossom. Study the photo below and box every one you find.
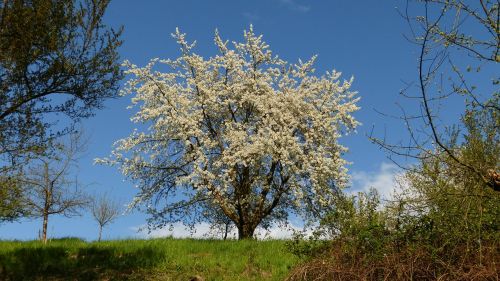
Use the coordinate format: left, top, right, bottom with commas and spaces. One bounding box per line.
98, 26, 360, 238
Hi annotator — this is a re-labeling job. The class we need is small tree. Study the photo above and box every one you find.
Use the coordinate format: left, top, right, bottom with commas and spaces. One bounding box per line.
91, 193, 120, 241
21, 132, 89, 243
100, 26, 360, 239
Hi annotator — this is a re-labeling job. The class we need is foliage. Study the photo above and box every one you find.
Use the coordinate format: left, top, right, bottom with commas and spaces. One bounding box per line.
99, 26, 359, 239
0, 175, 26, 222
322, 189, 389, 259
285, 233, 329, 260
288, 100, 499, 278
287, 189, 387, 260
0, 0, 122, 169
392, 100, 500, 256
0, 238, 299, 281
287, 174, 500, 280
287, 103, 500, 280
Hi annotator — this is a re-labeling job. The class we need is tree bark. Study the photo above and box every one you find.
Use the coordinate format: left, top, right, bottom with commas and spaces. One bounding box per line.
42, 212, 48, 244
237, 223, 256, 240
42, 162, 50, 244
98, 225, 102, 242
223, 223, 229, 240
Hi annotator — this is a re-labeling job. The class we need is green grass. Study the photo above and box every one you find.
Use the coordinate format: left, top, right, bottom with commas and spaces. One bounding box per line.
0, 237, 299, 281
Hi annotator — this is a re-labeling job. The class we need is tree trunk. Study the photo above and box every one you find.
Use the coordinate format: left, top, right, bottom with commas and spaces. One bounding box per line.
42, 162, 50, 244
223, 223, 229, 240
98, 225, 102, 242
237, 223, 256, 240
42, 212, 48, 244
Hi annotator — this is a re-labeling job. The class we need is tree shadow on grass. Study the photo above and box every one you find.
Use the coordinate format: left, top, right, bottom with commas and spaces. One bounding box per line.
0, 244, 164, 280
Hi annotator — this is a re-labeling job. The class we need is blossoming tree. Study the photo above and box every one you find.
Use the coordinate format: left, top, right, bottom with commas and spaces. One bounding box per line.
101, 26, 360, 239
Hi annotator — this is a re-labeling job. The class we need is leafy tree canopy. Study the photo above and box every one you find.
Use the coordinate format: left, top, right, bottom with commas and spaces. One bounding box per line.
0, 0, 122, 169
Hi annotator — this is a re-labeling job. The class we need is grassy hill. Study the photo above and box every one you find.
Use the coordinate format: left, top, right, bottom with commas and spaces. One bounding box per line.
0, 238, 299, 281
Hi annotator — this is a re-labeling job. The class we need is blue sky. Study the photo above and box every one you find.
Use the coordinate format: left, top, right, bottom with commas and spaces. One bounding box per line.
1, 0, 420, 240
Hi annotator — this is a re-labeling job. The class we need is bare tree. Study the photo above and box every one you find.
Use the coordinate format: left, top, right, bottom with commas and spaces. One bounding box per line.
20, 131, 89, 243
91, 193, 120, 241
371, 0, 499, 192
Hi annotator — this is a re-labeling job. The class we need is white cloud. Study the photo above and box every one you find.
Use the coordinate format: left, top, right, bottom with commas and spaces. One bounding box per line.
131, 221, 311, 240
137, 222, 227, 239
350, 162, 401, 201
278, 0, 310, 12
